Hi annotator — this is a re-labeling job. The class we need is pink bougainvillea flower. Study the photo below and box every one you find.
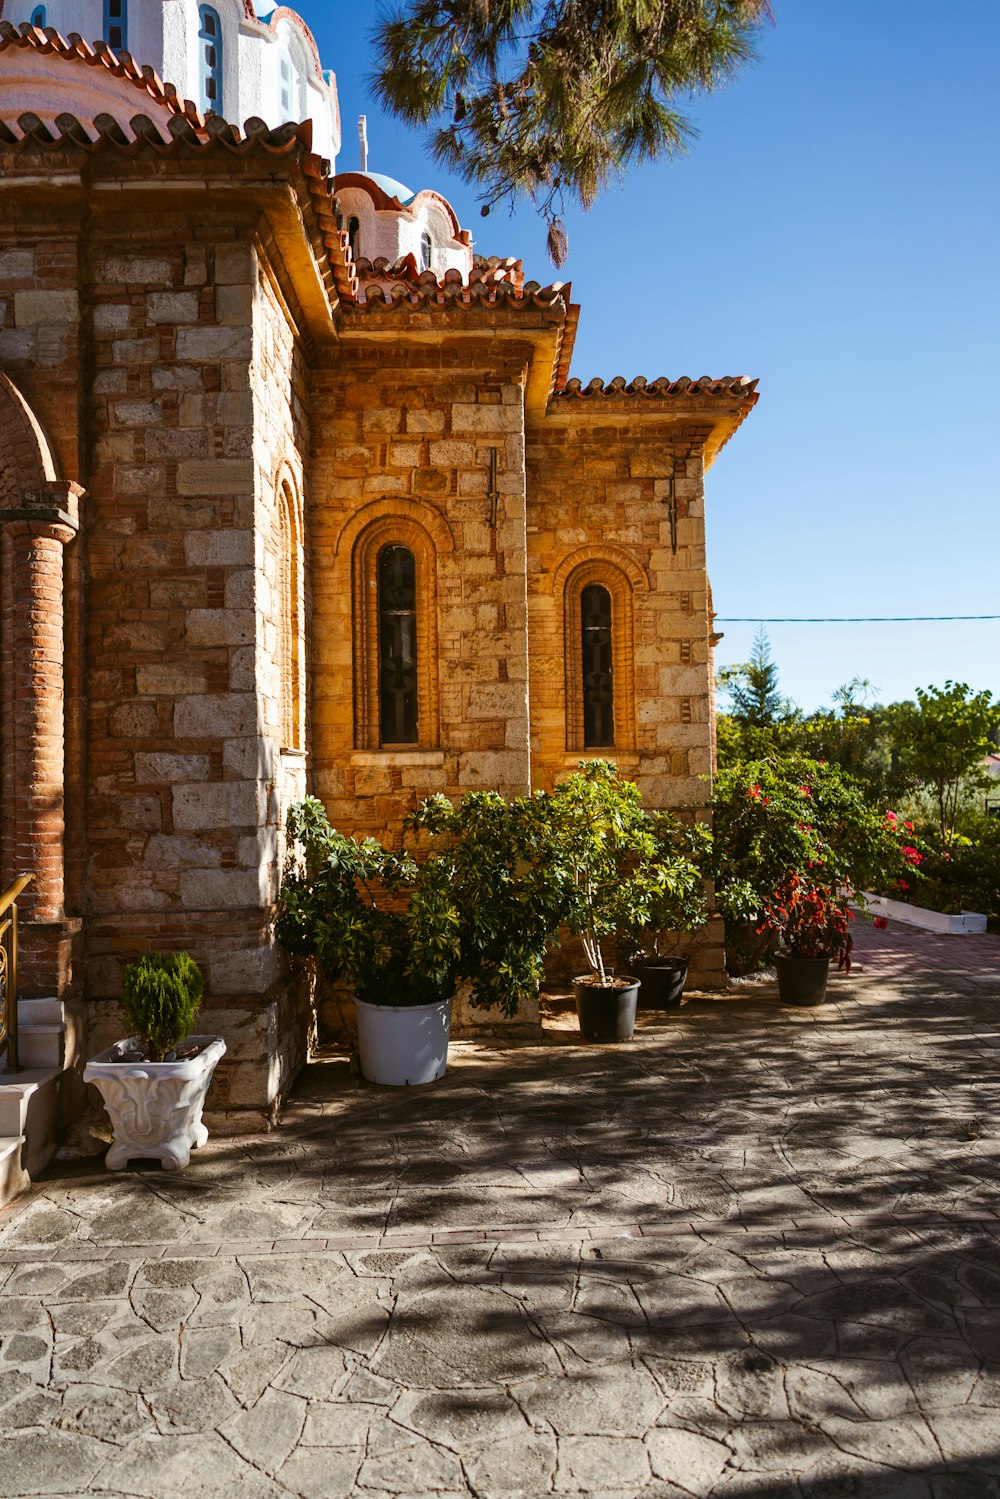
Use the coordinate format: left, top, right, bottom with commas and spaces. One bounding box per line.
799, 786, 812, 797
748, 784, 761, 800
902, 846, 923, 866
873, 916, 888, 930
904, 821, 914, 832
885, 811, 897, 823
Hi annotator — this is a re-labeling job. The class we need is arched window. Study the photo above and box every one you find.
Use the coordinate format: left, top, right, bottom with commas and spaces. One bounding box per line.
560, 552, 641, 753
348, 505, 449, 752
30, 6, 46, 26
278, 476, 305, 751
347, 216, 361, 261
581, 583, 614, 747
198, 7, 224, 115
377, 546, 418, 745
419, 230, 433, 273
103, 0, 127, 51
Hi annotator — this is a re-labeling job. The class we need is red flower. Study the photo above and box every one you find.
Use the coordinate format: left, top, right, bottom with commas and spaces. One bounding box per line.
799, 786, 812, 798
904, 821, 914, 832
748, 784, 761, 800
885, 810, 897, 823
873, 916, 888, 930
902, 846, 922, 866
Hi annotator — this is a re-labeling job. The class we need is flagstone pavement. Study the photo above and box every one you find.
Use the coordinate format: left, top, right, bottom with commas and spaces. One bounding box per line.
1, 921, 999, 1499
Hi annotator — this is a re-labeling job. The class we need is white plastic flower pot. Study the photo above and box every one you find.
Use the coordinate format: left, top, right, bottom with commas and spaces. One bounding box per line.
83, 1035, 226, 1171
354, 995, 453, 1086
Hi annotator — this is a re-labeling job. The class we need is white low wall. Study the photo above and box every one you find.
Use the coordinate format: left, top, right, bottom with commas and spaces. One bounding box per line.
862, 893, 988, 936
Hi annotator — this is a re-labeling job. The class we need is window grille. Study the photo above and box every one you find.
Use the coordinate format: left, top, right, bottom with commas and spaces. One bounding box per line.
420, 231, 432, 272
377, 546, 418, 745
581, 583, 614, 747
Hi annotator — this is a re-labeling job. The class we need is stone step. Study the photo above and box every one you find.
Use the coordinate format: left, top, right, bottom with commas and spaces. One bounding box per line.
18, 996, 63, 1025
1, 997, 66, 1073
0, 997, 71, 1209
0, 1134, 29, 1211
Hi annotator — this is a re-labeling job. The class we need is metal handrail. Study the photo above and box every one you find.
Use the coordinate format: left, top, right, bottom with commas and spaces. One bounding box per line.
0, 872, 33, 1074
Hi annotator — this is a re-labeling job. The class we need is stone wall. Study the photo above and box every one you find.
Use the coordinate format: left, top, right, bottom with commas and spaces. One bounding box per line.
526, 409, 725, 987
309, 332, 533, 841
79, 215, 309, 1123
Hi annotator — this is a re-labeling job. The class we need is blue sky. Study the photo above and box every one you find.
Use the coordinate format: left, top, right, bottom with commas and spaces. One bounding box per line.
297, 1, 999, 712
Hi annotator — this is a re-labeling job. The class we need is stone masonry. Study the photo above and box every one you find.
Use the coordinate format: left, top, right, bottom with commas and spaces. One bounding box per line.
0, 48, 756, 1132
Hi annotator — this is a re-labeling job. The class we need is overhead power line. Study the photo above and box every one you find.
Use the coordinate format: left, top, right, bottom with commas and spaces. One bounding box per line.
714, 615, 1000, 623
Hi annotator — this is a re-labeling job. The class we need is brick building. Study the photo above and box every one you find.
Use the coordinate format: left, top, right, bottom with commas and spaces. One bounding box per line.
0, 8, 757, 1143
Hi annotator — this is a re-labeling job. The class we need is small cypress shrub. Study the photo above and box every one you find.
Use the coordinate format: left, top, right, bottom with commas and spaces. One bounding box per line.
121, 952, 205, 1061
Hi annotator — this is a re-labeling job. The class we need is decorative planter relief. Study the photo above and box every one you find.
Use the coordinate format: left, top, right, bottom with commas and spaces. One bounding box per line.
84, 1035, 226, 1171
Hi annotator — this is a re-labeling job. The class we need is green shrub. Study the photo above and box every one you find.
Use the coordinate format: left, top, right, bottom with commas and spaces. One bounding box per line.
121, 952, 205, 1061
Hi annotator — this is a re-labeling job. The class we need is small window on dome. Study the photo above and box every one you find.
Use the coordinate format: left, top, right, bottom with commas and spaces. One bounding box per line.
348, 217, 361, 262
198, 7, 224, 115
280, 56, 292, 114
31, 6, 46, 26
419, 231, 433, 273
104, 0, 127, 52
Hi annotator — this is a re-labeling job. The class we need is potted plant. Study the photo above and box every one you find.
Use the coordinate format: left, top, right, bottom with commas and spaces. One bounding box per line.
83, 952, 225, 1170
278, 798, 459, 1085
528, 760, 673, 1043
757, 873, 854, 1006
711, 755, 912, 975
618, 811, 710, 1007
279, 793, 572, 1081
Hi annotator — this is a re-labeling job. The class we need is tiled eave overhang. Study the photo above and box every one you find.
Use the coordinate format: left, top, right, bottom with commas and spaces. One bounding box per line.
548, 375, 760, 467
337, 275, 578, 418
0, 107, 358, 333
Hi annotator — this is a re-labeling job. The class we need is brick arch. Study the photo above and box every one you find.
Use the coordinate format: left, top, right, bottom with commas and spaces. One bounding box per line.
549, 542, 649, 599
334, 495, 455, 561
0, 371, 59, 508
558, 552, 642, 754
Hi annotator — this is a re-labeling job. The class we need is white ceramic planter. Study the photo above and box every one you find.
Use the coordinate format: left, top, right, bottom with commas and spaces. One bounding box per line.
863, 893, 988, 936
83, 1035, 226, 1171
354, 995, 453, 1086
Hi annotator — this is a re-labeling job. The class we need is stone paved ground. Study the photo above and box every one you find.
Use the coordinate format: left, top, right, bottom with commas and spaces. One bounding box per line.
1, 921, 999, 1498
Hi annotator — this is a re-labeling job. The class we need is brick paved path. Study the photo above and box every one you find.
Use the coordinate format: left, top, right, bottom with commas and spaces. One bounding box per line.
0, 923, 998, 1497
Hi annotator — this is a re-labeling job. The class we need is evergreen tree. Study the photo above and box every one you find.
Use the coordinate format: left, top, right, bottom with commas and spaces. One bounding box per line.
371, 1, 773, 264
721, 627, 785, 727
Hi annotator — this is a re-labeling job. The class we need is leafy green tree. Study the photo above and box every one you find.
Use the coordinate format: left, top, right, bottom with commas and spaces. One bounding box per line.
372, 0, 773, 263
780, 678, 907, 807
884, 682, 999, 847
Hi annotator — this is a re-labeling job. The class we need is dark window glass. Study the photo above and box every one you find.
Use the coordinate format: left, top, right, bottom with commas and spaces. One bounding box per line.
378, 546, 418, 744
581, 583, 614, 747
31, 7, 46, 26
348, 216, 361, 260
420, 230, 432, 272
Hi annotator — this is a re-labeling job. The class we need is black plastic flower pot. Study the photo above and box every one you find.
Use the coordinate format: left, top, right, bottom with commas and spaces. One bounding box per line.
573, 976, 640, 1042
634, 958, 689, 1009
775, 953, 830, 1007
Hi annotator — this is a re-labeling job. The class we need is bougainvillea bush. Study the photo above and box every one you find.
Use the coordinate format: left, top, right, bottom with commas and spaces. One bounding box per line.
712, 754, 911, 973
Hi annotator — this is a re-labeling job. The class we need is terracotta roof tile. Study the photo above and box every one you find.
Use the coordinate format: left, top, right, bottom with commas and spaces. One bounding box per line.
0, 19, 189, 118
347, 273, 569, 313
556, 375, 759, 400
